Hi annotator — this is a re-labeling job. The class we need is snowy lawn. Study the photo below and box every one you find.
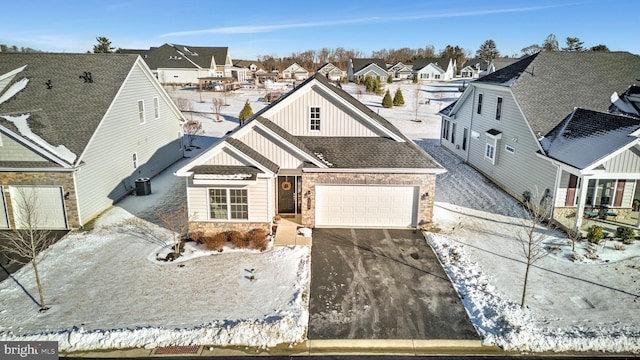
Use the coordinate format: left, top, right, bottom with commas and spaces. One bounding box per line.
1, 79, 639, 353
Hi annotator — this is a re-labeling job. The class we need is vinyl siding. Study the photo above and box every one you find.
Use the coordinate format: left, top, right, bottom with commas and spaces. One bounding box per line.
203, 148, 251, 167
187, 177, 269, 222
622, 180, 635, 208
0, 186, 8, 228
441, 89, 473, 159
601, 146, 640, 173
240, 129, 305, 169
0, 132, 50, 162
267, 86, 381, 137
74, 62, 183, 224
465, 85, 557, 201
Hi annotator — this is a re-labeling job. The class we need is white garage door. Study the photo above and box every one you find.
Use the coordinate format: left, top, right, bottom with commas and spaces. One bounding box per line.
10, 186, 67, 229
315, 185, 417, 227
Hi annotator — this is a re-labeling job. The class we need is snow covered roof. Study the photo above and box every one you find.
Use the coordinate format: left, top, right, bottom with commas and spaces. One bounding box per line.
0, 53, 139, 166
475, 51, 640, 137
540, 108, 640, 169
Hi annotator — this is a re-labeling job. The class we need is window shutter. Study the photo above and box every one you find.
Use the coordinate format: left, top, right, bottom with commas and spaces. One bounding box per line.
565, 174, 578, 206
613, 180, 626, 206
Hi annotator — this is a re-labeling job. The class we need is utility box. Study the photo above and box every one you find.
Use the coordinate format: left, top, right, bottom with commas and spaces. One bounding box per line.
135, 177, 151, 196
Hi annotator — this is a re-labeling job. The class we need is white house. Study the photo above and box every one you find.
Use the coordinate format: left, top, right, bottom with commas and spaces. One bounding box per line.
347, 58, 389, 83
282, 63, 309, 81
412, 58, 456, 81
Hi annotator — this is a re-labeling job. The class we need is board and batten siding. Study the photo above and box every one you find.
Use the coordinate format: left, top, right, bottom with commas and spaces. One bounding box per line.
601, 146, 640, 173
74, 62, 183, 225
466, 86, 557, 202
267, 86, 381, 137
0, 132, 50, 162
203, 148, 251, 167
187, 178, 269, 222
240, 129, 305, 169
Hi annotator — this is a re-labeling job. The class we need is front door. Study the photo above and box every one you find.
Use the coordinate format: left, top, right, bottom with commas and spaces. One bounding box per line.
278, 176, 300, 214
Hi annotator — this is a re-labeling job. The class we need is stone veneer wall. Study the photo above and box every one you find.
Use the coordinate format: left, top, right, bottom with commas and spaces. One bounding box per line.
300, 172, 436, 228
189, 221, 271, 235
0, 171, 78, 229
554, 206, 638, 222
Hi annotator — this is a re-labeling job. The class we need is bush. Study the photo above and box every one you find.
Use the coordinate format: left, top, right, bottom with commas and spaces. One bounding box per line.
387, 76, 393, 84
587, 225, 604, 244
202, 233, 227, 251
227, 231, 249, 248
616, 226, 636, 244
189, 231, 204, 244
412, 73, 418, 83
247, 228, 269, 252
393, 89, 405, 106
382, 90, 393, 108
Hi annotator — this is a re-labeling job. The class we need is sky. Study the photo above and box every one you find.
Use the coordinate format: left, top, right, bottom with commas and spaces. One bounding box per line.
1, 0, 638, 59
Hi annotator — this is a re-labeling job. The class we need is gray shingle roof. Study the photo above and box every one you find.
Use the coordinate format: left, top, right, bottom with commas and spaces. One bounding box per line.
121, 43, 228, 70
224, 137, 280, 174
540, 108, 640, 169
189, 165, 260, 180
410, 57, 450, 71
254, 117, 318, 159
297, 136, 441, 169
351, 58, 387, 73
0, 53, 139, 165
476, 51, 640, 136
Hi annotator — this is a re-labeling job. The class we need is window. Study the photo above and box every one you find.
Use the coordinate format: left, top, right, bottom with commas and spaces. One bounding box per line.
132, 153, 138, 169
451, 123, 456, 144
477, 93, 483, 114
505, 145, 515, 154
484, 130, 501, 165
138, 100, 145, 124
310, 107, 321, 131
153, 97, 160, 119
485, 142, 495, 162
434, 74, 441, 79
209, 189, 248, 220
442, 119, 450, 140
496, 97, 503, 120
462, 128, 468, 150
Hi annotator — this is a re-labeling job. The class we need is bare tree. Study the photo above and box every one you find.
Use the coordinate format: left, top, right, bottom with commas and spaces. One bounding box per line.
518, 189, 554, 308
0, 187, 56, 311
413, 84, 422, 122
174, 97, 193, 121
182, 119, 203, 148
156, 203, 189, 261
211, 96, 224, 122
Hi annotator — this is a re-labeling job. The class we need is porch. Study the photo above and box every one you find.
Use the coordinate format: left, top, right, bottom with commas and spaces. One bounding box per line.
554, 207, 640, 238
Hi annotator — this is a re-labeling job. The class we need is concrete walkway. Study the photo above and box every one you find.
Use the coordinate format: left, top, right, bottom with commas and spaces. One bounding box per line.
273, 217, 312, 246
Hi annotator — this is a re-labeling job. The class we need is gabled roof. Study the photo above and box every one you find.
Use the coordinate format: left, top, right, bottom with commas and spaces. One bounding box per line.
224, 137, 280, 174
540, 108, 640, 169
316, 62, 343, 73
411, 57, 451, 71
490, 57, 520, 71
120, 43, 229, 70
475, 51, 640, 136
0, 53, 141, 166
351, 58, 387, 73
462, 58, 489, 71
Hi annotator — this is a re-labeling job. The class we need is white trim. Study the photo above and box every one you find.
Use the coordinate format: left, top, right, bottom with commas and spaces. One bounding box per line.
0, 125, 74, 168
583, 138, 640, 172
206, 187, 249, 221
0, 185, 9, 229
254, 122, 327, 168
138, 99, 145, 124
153, 96, 160, 119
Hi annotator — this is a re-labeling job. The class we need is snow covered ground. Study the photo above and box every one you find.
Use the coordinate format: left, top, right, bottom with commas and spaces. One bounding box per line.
1, 79, 639, 353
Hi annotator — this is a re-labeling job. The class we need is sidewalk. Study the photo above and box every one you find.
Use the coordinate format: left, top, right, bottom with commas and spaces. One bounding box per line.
273, 217, 312, 246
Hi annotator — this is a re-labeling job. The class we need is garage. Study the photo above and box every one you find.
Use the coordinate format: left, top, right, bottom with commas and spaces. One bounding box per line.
9, 186, 67, 229
315, 185, 418, 227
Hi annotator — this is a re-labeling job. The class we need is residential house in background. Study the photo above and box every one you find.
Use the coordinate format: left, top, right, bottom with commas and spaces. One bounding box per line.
176, 74, 444, 234
316, 63, 344, 81
439, 51, 640, 231
0, 53, 185, 230
281, 63, 309, 81
233, 60, 265, 82
121, 43, 247, 85
411, 58, 457, 81
388, 62, 414, 79
460, 59, 490, 78
347, 58, 389, 82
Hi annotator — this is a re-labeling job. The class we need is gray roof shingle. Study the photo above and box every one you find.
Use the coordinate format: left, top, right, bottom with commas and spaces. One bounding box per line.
0, 53, 139, 165
121, 43, 228, 70
189, 165, 260, 180
476, 51, 640, 136
351, 58, 387, 73
224, 137, 280, 174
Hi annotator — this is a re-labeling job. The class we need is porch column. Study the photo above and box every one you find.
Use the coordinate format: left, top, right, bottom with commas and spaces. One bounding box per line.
573, 176, 590, 231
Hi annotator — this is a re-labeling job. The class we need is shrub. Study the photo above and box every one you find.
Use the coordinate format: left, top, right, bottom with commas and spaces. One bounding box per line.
616, 226, 636, 244
387, 76, 393, 84
412, 73, 418, 83
202, 233, 227, 251
247, 228, 269, 252
393, 89, 405, 106
227, 231, 249, 248
382, 90, 393, 108
587, 225, 604, 244
238, 99, 253, 126
189, 231, 204, 244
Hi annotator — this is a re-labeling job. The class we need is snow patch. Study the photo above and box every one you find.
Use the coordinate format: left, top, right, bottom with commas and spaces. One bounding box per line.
0, 77, 29, 105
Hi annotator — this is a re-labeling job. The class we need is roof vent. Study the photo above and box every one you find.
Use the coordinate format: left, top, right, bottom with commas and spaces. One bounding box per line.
79, 72, 93, 83
45, 80, 52, 89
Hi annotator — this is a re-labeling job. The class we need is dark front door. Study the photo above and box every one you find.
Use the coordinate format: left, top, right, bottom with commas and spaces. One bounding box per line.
278, 176, 296, 213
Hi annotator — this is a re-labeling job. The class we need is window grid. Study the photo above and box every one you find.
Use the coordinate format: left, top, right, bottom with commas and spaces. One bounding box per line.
153, 97, 160, 119
209, 189, 228, 219
138, 100, 145, 124
477, 94, 483, 114
229, 189, 248, 220
209, 189, 248, 220
496, 97, 503, 120
310, 107, 321, 131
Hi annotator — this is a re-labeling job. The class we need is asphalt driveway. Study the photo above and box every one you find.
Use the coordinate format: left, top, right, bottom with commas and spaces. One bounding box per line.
308, 228, 478, 340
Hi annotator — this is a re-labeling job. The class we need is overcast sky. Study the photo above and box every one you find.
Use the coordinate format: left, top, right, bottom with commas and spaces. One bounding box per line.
1, 0, 637, 59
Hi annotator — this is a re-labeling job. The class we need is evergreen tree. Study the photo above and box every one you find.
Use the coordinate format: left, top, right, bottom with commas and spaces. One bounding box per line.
562, 37, 584, 51
387, 75, 393, 84
382, 90, 393, 108
476, 40, 500, 62
93, 36, 114, 53
238, 99, 253, 126
589, 44, 610, 52
393, 89, 405, 106
412, 73, 418, 83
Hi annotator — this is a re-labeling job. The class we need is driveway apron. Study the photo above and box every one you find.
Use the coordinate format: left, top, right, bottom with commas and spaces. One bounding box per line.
308, 228, 478, 340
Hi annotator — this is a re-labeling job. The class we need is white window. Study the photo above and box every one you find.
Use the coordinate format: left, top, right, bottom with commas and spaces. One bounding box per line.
484, 131, 502, 165
485, 142, 495, 162
505, 145, 515, 154
310, 107, 321, 131
209, 189, 248, 220
138, 100, 145, 124
496, 97, 503, 120
132, 153, 138, 169
435, 74, 441, 79
153, 97, 160, 119
442, 119, 450, 140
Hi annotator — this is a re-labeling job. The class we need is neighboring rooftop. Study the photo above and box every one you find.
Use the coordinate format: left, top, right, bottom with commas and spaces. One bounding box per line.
121, 43, 229, 70
351, 58, 387, 72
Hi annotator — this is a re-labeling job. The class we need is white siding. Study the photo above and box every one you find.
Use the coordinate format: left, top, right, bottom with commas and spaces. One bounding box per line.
602, 146, 640, 173
74, 62, 183, 224
240, 129, 305, 169
268, 86, 381, 137
0, 186, 8, 229
554, 171, 571, 207
0, 132, 49, 162
622, 180, 636, 208
464, 86, 557, 202
441, 89, 473, 159
187, 178, 269, 222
